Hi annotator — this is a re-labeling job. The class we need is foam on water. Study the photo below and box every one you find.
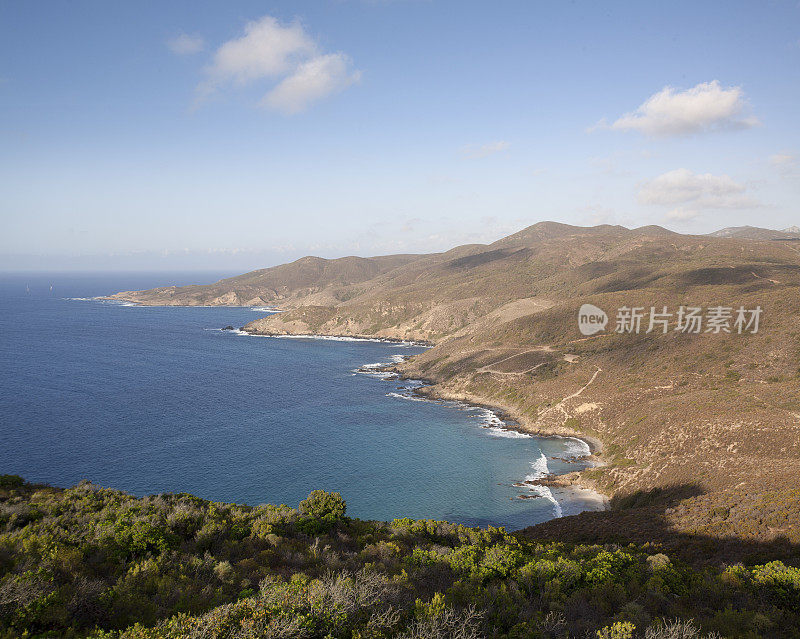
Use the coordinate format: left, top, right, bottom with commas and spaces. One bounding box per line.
354, 360, 400, 380
215, 330, 422, 345
474, 407, 533, 438
527, 451, 550, 480
205, 328, 250, 336
250, 306, 282, 312
386, 391, 428, 401
485, 427, 532, 439
67, 297, 138, 307
369, 371, 399, 380
351, 349, 419, 382
525, 452, 563, 518
270, 334, 424, 346
561, 437, 592, 458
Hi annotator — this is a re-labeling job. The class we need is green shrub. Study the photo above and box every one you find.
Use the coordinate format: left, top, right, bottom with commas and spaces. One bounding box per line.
112, 519, 176, 558
750, 560, 800, 604
299, 490, 346, 521
297, 490, 346, 534
597, 620, 636, 639
585, 549, 637, 584
479, 543, 523, 578
0, 475, 24, 489
3, 481, 800, 638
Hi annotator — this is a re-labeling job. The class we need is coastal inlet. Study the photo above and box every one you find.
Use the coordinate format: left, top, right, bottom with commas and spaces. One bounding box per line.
1, 274, 606, 530
354, 353, 607, 523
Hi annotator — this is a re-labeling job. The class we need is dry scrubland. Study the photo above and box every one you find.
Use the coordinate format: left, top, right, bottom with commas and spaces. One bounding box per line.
114, 223, 800, 563
3, 477, 800, 638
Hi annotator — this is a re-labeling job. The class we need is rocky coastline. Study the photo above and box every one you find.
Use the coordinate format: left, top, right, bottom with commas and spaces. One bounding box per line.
358, 358, 610, 509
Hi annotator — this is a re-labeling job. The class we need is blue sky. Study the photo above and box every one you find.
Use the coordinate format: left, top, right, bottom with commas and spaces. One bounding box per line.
1, 1, 799, 270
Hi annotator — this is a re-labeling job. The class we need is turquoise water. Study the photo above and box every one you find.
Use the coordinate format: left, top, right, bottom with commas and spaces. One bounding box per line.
0, 273, 604, 530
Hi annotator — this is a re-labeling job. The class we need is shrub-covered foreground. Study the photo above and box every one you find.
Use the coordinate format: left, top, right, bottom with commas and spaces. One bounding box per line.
1, 476, 799, 638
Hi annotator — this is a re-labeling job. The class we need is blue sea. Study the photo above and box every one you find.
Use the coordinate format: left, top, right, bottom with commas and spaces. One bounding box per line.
0, 272, 605, 530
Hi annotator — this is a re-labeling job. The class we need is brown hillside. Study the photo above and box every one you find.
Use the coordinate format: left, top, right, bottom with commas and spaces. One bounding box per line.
108, 253, 422, 306
709, 225, 800, 240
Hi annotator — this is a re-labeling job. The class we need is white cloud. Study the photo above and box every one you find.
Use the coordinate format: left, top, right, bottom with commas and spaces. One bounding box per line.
665, 207, 700, 221
196, 15, 359, 112
770, 152, 796, 166
639, 169, 759, 215
167, 33, 205, 55
206, 17, 315, 85
262, 53, 361, 114
460, 141, 510, 159
602, 81, 759, 137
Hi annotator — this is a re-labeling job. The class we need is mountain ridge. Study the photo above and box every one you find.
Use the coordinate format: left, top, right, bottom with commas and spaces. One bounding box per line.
708, 225, 800, 240
110, 222, 800, 310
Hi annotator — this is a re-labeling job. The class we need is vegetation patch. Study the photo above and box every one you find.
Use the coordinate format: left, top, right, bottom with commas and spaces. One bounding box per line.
2, 480, 800, 638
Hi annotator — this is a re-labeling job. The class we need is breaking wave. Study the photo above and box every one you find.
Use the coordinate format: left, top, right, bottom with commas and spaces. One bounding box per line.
473, 408, 532, 438
386, 391, 428, 401
268, 334, 426, 346
354, 357, 408, 380
484, 427, 532, 439
525, 452, 563, 518
561, 437, 592, 458
66, 297, 138, 307
205, 328, 249, 336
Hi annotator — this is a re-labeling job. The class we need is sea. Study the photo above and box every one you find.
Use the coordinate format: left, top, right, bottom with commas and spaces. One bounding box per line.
0, 272, 606, 530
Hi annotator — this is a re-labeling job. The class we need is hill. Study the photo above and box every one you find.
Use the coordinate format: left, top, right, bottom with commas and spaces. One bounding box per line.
708, 225, 800, 240
111, 223, 800, 561
107, 253, 423, 306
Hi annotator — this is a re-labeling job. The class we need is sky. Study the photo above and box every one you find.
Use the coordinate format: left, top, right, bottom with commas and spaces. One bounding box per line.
1, 0, 799, 271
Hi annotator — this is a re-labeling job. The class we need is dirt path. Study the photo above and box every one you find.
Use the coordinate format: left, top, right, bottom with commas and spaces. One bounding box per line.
537, 366, 603, 422
475, 346, 553, 374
